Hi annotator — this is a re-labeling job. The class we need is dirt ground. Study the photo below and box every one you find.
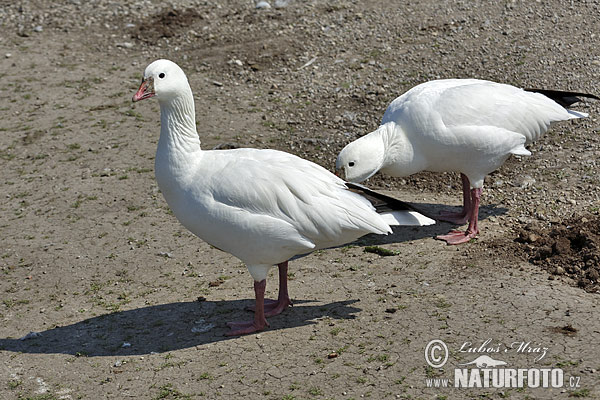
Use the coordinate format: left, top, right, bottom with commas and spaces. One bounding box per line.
1, 1, 600, 399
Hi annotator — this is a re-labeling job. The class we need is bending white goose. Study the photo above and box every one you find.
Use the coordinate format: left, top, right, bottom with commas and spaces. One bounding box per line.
132, 59, 435, 336
336, 79, 597, 245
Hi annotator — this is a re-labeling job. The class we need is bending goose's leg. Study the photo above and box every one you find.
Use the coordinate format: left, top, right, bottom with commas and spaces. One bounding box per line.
226, 280, 269, 336
246, 261, 293, 317
438, 173, 471, 224
436, 187, 482, 245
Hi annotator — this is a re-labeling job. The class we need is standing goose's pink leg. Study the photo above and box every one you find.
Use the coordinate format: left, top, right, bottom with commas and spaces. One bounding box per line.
226, 280, 269, 336
245, 261, 293, 317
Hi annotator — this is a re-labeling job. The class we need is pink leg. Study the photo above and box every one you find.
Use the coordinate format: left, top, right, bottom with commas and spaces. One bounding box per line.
436, 187, 482, 245
225, 280, 269, 336
438, 173, 471, 224
246, 261, 293, 317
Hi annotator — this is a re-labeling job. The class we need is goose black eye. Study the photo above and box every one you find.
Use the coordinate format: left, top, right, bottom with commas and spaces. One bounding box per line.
158, 72, 165, 79
348, 161, 355, 167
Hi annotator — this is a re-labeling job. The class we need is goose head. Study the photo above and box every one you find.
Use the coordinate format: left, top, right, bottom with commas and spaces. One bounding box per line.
335, 133, 385, 183
132, 59, 190, 103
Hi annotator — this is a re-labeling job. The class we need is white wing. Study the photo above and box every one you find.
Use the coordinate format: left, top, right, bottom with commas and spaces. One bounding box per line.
202, 148, 393, 251
384, 79, 576, 144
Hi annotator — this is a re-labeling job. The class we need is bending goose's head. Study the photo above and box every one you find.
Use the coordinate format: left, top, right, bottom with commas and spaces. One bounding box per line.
335, 133, 386, 183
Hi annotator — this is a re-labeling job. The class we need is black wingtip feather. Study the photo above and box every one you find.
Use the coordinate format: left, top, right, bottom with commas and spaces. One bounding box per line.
344, 182, 436, 219
524, 88, 600, 108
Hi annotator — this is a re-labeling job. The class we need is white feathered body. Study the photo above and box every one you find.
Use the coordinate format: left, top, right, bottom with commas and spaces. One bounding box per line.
157, 147, 389, 251
362, 79, 584, 188
154, 118, 427, 281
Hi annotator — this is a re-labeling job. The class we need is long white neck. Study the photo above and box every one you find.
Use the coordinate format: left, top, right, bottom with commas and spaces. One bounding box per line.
158, 90, 201, 153
155, 89, 202, 193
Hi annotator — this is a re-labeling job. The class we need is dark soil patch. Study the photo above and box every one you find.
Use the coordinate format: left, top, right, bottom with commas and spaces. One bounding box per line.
549, 324, 578, 336
133, 8, 204, 42
515, 216, 600, 293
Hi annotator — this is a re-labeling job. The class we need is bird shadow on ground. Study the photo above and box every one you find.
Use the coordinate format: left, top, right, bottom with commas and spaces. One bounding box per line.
0, 202, 507, 357
0, 299, 359, 356
352, 202, 508, 246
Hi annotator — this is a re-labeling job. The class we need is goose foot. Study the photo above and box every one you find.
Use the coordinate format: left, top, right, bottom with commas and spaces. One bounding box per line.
225, 279, 269, 336
436, 229, 478, 245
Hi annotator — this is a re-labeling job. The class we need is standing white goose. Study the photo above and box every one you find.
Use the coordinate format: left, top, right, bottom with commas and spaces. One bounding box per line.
336, 79, 597, 245
132, 59, 435, 336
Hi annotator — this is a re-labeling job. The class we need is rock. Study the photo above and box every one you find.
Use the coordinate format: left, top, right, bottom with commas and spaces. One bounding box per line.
275, 0, 292, 8
256, 1, 271, 9
191, 319, 215, 333
19, 331, 42, 340
534, 246, 552, 260
515, 175, 536, 188
552, 238, 570, 255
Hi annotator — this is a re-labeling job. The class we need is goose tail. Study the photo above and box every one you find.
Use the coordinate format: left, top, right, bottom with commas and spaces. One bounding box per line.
345, 182, 436, 226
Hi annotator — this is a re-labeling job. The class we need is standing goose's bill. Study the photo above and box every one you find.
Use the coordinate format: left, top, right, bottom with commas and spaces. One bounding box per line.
336, 79, 598, 245
133, 59, 435, 336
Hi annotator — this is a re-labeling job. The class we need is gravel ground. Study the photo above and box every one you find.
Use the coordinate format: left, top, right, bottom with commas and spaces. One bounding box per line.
1, 1, 599, 399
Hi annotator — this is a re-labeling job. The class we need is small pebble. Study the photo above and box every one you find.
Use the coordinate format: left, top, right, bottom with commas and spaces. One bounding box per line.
256, 1, 271, 9
19, 331, 42, 341
191, 319, 215, 333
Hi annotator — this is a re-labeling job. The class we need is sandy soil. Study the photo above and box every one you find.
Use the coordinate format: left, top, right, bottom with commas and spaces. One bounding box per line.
1, 1, 599, 399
